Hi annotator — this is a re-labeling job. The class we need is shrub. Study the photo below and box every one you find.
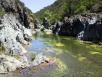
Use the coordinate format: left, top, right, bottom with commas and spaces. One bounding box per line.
0, 8, 5, 17
31, 53, 36, 61
75, 5, 86, 14
0, 46, 6, 54
13, 55, 21, 60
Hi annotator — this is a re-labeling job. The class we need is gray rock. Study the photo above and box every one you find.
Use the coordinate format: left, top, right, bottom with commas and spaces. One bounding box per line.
32, 53, 47, 66
0, 14, 33, 73
0, 54, 23, 73
0, 14, 31, 55
0, 0, 34, 28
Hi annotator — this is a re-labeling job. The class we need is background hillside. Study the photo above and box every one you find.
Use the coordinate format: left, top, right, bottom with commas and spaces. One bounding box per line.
35, 0, 100, 23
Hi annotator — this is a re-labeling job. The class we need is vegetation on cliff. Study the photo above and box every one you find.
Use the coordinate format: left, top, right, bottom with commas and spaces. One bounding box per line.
35, 0, 100, 23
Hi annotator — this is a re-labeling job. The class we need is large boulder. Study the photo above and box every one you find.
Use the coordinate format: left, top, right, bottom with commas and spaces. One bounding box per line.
81, 15, 102, 42
53, 21, 63, 34
71, 18, 84, 36
58, 18, 72, 36
53, 17, 84, 36
76, 13, 102, 43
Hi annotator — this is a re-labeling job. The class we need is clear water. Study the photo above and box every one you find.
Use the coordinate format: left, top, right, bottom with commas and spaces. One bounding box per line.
28, 32, 102, 77
1, 32, 102, 77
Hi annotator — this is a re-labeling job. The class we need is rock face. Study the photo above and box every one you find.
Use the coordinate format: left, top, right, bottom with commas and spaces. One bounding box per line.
0, 0, 35, 73
0, 14, 32, 73
81, 14, 102, 42
42, 17, 50, 29
0, 0, 34, 28
0, 0, 49, 73
53, 17, 84, 37
53, 21, 63, 35
0, 14, 32, 55
53, 13, 102, 43
34, 19, 41, 29
59, 17, 84, 36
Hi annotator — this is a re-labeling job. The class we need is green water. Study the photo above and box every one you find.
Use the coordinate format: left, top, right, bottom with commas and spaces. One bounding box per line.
1, 32, 102, 77
28, 32, 102, 77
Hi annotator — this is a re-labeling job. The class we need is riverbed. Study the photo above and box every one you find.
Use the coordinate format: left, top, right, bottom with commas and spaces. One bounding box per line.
0, 32, 102, 77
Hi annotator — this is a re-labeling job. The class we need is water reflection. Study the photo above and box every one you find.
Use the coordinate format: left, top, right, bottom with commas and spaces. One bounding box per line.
1, 32, 102, 77
27, 32, 102, 77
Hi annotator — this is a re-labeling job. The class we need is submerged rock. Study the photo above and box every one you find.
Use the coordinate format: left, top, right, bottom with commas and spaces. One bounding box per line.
32, 53, 47, 66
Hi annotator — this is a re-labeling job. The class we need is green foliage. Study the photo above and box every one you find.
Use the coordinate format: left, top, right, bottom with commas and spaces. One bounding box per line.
0, 11, 5, 17
75, 0, 100, 14
35, 0, 75, 22
0, 8, 5, 16
0, 46, 5, 54
31, 53, 36, 61
40, 10, 59, 23
13, 55, 21, 60
35, 0, 100, 23
75, 5, 87, 14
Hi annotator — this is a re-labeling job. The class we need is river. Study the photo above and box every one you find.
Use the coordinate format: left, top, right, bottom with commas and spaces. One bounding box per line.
1, 32, 102, 77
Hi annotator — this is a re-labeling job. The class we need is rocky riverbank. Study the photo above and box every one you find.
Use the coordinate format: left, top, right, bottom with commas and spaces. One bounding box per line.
0, 0, 50, 73
53, 13, 102, 43
35, 13, 102, 43
0, 14, 50, 73
0, 0, 102, 74
34, 1, 102, 43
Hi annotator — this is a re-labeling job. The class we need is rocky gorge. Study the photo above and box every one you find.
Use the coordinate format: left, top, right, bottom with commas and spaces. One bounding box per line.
0, 0, 102, 76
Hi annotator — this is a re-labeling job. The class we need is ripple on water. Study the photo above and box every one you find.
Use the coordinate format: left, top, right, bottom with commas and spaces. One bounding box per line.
2, 33, 102, 77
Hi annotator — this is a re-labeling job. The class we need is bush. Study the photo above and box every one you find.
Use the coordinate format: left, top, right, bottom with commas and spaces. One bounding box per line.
13, 55, 21, 60
35, 0, 100, 23
0, 8, 5, 17
75, 5, 86, 14
31, 53, 36, 61
0, 46, 5, 54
